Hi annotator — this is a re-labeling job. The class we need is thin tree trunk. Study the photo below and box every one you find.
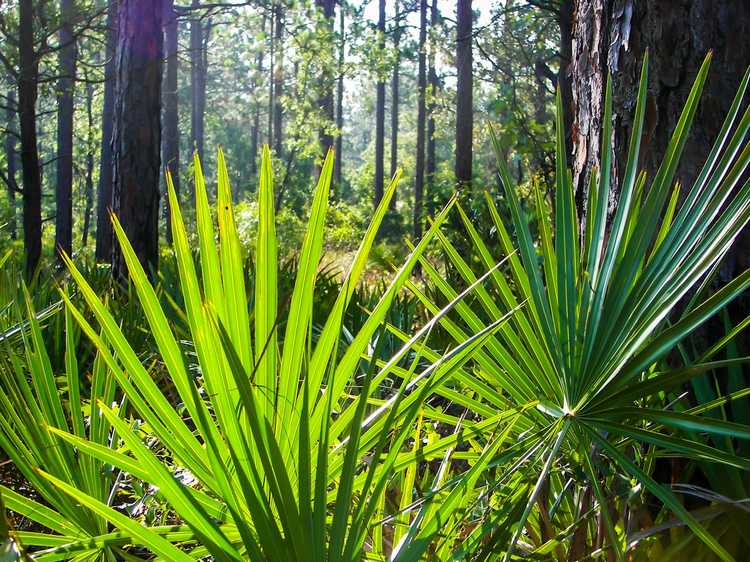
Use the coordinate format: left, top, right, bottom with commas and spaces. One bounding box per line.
267, 5, 275, 147
333, 1, 345, 191
82, 79, 95, 248
55, 0, 77, 258
390, 0, 401, 183
315, 0, 335, 168
374, 0, 385, 208
558, 0, 574, 161
426, 0, 438, 217
190, 0, 206, 163
273, 3, 284, 156
163, 0, 179, 243
95, 0, 117, 262
455, 0, 472, 188
112, 0, 163, 278
18, 0, 42, 277
249, 12, 266, 181
4, 90, 18, 240
414, 0, 427, 240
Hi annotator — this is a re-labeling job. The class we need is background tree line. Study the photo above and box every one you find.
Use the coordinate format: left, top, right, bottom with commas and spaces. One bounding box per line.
0, 0, 748, 292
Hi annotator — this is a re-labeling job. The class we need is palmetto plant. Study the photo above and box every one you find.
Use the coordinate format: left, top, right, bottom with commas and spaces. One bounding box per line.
9, 147, 515, 561
406, 53, 750, 560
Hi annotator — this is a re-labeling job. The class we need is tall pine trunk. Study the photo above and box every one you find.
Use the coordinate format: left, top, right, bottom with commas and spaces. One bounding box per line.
374, 0, 385, 208
334, 2, 345, 191
18, 0, 42, 277
315, 0, 335, 165
414, 0, 427, 240
55, 0, 77, 258
112, 0, 163, 277
190, 0, 206, 163
95, 0, 117, 262
426, 0, 439, 217
4, 90, 18, 240
249, 12, 266, 181
455, 0, 472, 188
390, 0, 401, 183
163, 0, 179, 243
273, 3, 284, 155
82, 79, 95, 248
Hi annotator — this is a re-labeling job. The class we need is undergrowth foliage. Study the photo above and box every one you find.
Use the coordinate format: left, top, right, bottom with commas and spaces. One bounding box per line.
0, 53, 750, 561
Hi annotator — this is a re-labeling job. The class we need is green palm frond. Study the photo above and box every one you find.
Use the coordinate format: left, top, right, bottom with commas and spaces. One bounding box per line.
412, 53, 750, 561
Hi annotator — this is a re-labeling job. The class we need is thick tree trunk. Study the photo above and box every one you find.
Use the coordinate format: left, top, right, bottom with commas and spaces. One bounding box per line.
55, 0, 77, 258
82, 79, 95, 248
163, 0, 179, 243
112, 0, 163, 277
273, 4, 284, 155
569, 0, 750, 348
4, 90, 18, 240
426, 0, 439, 217
414, 0, 427, 240
571, 0, 750, 228
95, 0, 117, 262
374, 0, 386, 208
190, 0, 206, 163
18, 0, 42, 277
455, 0, 472, 187
315, 0, 335, 166
334, 2, 345, 191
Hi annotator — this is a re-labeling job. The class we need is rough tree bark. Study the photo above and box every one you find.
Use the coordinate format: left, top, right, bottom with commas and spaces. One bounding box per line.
571, 1, 750, 237
55, 0, 77, 258
414, 0, 427, 240
569, 0, 750, 348
111, 0, 163, 277
95, 0, 117, 262
4, 90, 18, 240
334, 1, 345, 190
18, 0, 42, 277
190, 0, 206, 162
426, 0, 439, 217
455, 0, 472, 188
163, 0, 179, 243
374, 0, 386, 208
